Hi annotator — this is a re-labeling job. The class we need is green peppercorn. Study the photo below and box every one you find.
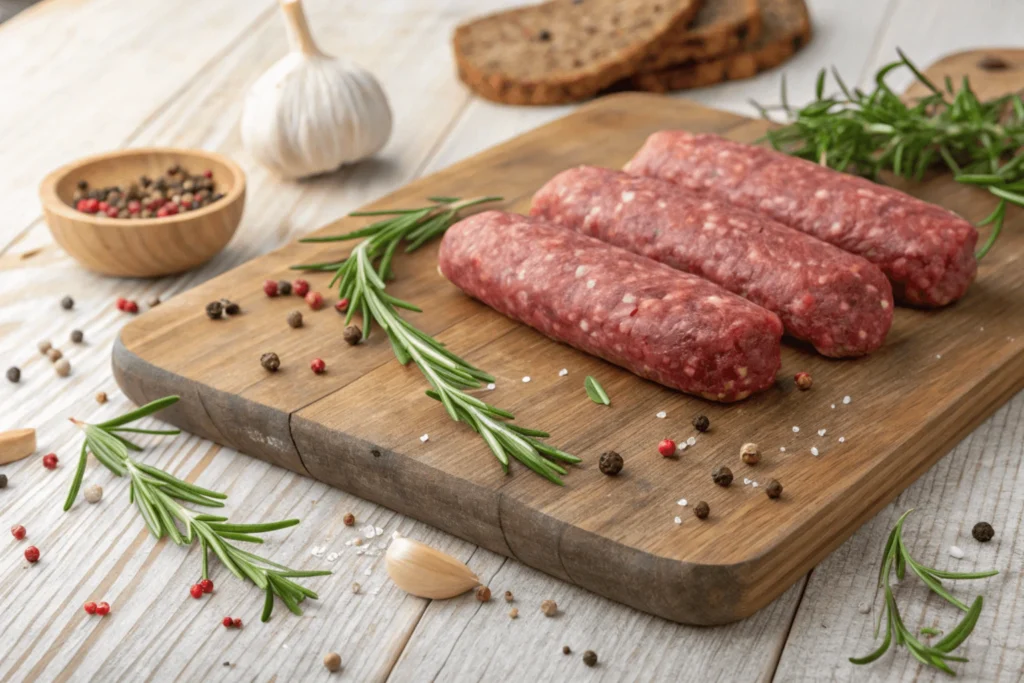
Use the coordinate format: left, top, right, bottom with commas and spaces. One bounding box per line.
693, 415, 710, 432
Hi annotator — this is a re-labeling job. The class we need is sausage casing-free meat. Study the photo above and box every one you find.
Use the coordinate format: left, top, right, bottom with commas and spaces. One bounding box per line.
438, 211, 783, 402
626, 131, 978, 307
531, 166, 893, 357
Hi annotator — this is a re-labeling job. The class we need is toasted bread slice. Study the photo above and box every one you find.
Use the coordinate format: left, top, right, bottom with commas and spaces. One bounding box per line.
632, 0, 810, 93
454, 0, 702, 105
638, 0, 762, 72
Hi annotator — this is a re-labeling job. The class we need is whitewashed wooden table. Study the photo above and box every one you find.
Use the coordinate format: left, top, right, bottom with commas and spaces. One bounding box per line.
1, 1, 1022, 681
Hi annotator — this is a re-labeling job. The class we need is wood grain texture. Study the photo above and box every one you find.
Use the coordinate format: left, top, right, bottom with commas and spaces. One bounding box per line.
112, 83, 1024, 625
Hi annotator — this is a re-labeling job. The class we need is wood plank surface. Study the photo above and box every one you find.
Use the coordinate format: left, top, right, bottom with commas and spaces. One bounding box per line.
113, 72, 1024, 626
1, 0, 1023, 679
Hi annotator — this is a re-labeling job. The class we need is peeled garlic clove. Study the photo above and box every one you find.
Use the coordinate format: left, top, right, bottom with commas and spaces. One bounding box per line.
385, 537, 480, 599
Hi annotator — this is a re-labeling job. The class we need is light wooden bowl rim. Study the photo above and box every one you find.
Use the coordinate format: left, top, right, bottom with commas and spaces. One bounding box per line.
39, 146, 247, 229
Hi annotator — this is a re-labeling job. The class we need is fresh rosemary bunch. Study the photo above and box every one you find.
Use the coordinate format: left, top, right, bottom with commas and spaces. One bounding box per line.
294, 197, 581, 484
65, 396, 330, 621
756, 49, 1024, 259
850, 510, 998, 674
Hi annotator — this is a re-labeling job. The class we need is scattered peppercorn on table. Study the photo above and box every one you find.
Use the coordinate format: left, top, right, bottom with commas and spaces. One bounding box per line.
1, 1, 1023, 681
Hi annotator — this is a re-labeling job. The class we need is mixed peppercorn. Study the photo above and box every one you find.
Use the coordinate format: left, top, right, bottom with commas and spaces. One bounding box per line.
71, 166, 223, 219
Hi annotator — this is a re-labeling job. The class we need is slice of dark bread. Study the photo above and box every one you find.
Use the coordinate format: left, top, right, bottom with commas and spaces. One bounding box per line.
453, 0, 702, 105
631, 0, 810, 93
638, 0, 762, 72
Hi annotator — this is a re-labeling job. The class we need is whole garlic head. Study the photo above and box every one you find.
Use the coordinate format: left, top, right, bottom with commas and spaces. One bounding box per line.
241, 0, 392, 179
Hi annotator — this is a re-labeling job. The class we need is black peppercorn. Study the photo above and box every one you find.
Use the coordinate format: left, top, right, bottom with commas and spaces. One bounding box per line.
562, 645, 571, 655
582, 650, 597, 667
712, 466, 733, 487
598, 450, 623, 476
765, 479, 783, 499
70, 329, 84, 344
344, 325, 362, 345
60, 295, 74, 310
260, 352, 281, 372
77, 179, 88, 190
205, 301, 224, 319
0, 473, 7, 488
693, 500, 710, 519
972, 521, 994, 542
538, 29, 552, 41
277, 280, 292, 296
6, 367, 20, 383
220, 299, 240, 315
693, 415, 710, 432
287, 311, 304, 329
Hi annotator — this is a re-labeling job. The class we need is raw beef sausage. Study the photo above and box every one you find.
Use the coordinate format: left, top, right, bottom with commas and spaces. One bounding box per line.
438, 211, 783, 402
625, 131, 978, 307
531, 166, 893, 357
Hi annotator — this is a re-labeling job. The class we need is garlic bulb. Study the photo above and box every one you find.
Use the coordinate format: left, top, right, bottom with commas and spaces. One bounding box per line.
241, 0, 392, 179
385, 537, 480, 599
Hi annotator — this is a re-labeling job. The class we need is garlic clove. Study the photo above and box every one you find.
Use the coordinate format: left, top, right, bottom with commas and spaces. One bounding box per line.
385, 537, 480, 599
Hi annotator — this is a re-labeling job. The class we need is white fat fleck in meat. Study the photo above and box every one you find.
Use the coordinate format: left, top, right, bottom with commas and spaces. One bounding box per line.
657, 200, 667, 209
575, 265, 588, 278
621, 293, 636, 304
586, 279, 596, 289
621, 191, 636, 203
815, 189, 830, 199
579, 320, 589, 332
829, 221, 842, 235
880, 300, 890, 309
544, 253, 555, 261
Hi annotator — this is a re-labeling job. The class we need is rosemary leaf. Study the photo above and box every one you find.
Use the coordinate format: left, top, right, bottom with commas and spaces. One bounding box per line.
584, 376, 611, 406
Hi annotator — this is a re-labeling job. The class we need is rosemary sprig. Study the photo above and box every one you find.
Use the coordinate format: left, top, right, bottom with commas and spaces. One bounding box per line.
293, 197, 582, 484
755, 49, 1024, 259
64, 396, 330, 621
850, 510, 998, 674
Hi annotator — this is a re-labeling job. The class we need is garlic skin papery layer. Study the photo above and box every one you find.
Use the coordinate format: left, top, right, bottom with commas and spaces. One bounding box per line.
241, 0, 393, 179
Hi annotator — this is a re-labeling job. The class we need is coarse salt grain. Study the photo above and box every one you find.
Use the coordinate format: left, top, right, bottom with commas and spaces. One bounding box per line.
743, 478, 751, 485
949, 546, 965, 559
843, 396, 851, 404
362, 525, 376, 538
326, 552, 339, 563
811, 447, 820, 456
831, 404, 836, 409
375, 526, 383, 536
310, 546, 325, 557
752, 482, 759, 488
677, 498, 687, 506
838, 436, 845, 443
817, 429, 826, 437
522, 376, 531, 383
678, 442, 687, 451
364, 568, 372, 575
936, 354, 942, 359
673, 516, 682, 525
686, 436, 696, 446
792, 426, 800, 433
486, 383, 496, 390
420, 434, 429, 443
656, 411, 667, 419
558, 368, 568, 377
858, 602, 871, 614
780, 446, 786, 452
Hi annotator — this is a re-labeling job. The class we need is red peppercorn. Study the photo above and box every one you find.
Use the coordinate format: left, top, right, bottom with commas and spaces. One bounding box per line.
233, 617, 242, 628
794, 371, 813, 391
42, 453, 59, 469
189, 584, 204, 599
199, 578, 214, 594
657, 439, 677, 457
11, 524, 26, 540
24, 546, 40, 563
76, 199, 89, 211
164, 203, 179, 216
123, 301, 139, 314
305, 291, 324, 310
263, 279, 279, 297
85, 198, 99, 213
116, 297, 127, 310
98, 201, 109, 212
105, 206, 119, 218
127, 200, 141, 214
156, 206, 169, 218
203, 170, 213, 178
310, 358, 326, 374
95, 602, 110, 616
84, 601, 98, 614
222, 616, 233, 628
335, 298, 349, 313
292, 279, 310, 297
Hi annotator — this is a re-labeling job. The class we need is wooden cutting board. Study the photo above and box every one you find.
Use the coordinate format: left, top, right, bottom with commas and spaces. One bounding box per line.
113, 50, 1024, 625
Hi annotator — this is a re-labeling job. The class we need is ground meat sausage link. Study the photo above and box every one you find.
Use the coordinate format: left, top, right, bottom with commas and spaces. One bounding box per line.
531, 166, 893, 358
438, 211, 783, 402
625, 131, 978, 307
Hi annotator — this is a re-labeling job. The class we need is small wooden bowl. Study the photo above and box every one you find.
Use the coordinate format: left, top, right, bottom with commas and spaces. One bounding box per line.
40, 148, 246, 277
